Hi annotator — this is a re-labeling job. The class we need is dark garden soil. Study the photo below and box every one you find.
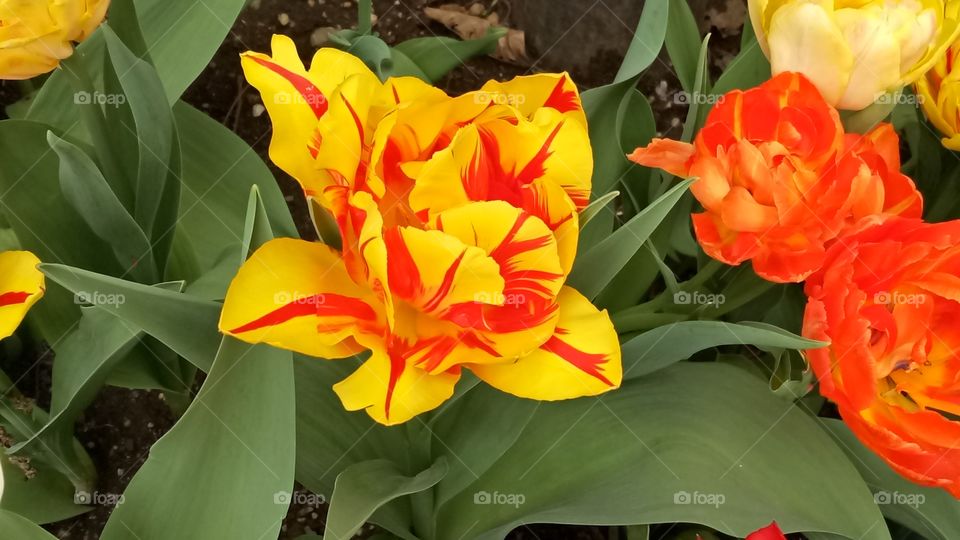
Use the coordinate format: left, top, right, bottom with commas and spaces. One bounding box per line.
0, 1, 748, 538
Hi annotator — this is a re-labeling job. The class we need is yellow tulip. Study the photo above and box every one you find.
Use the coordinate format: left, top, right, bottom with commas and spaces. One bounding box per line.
0, 0, 110, 80
916, 16, 960, 149
0, 251, 44, 339
749, 0, 960, 110
224, 36, 621, 425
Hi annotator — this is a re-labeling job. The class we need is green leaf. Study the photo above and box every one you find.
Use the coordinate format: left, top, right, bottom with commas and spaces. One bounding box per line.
0, 119, 121, 342
173, 102, 297, 274
102, 25, 177, 258
47, 132, 155, 283
841, 93, 898, 134
579, 191, 620, 228
341, 35, 394, 80
665, 0, 701, 92
293, 356, 407, 499
0, 455, 88, 525
431, 384, 539, 507
40, 264, 221, 372
393, 28, 506, 83
569, 179, 694, 299
128, 0, 248, 102
0, 509, 60, 539
324, 458, 448, 540
435, 363, 889, 540
614, 0, 669, 83
618, 320, 823, 379
821, 419, 960, 539
681, 35, 711, 142
241, 186, 277, 262
100, 338, 295, 540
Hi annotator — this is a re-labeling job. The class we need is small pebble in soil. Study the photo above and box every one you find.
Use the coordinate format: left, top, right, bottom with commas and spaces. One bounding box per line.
252, 104, 266, 117
278, 13, 290, 26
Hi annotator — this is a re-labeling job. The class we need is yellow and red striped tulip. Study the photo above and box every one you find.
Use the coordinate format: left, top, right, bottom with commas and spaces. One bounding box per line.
629, 72, 922, 283
225, 36, 620, 425
749, 0, 960, 110
0, 251, 43, 338
804, 217, 960, 495
0, 0, 110, 80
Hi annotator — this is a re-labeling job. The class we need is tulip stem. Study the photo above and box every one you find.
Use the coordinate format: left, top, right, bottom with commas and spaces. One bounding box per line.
358, 0, 373, 34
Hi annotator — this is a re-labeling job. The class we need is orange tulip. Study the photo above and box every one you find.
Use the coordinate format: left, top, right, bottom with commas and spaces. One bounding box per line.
629, 72, 922, 283
804, 217, 960, 496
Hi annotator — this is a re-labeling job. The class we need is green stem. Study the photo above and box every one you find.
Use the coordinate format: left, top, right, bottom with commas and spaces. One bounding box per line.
358, 0, 373, 34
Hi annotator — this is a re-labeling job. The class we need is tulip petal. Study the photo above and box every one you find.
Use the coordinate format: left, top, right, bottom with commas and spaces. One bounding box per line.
470, 287, 621, 400
627, 138, 696, 178
833, 8, 902, 110
334, 338, 460, 425
478, 72, 587, 127
240, 37, 377, 195
220, 238, 380, 358
766, 1, 854, 107
435, 201, 563, 357
0, 251, 43, 339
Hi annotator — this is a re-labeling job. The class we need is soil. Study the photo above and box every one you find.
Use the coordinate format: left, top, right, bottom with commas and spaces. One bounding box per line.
0, 1, 748, 538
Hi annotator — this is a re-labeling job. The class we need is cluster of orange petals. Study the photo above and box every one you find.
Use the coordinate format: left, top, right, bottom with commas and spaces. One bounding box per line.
804, 217, 960, 496
629, 72, 922, 283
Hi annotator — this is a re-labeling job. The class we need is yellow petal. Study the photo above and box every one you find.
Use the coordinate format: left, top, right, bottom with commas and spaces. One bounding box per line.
478, 72, 587, 128
767, 1, 854, 107
833, 8, 902, 110
219, 238, 381, 359
333, 338, 460, 425
383, 226, 505, 315
470, 287, 622, 400
240, 37, 377, 195
434, 201, 563, 358
0, 251, 43, 339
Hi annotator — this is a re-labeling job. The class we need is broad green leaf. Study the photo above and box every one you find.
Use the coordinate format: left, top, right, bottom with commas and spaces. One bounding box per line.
100, 338, 295, 540
173, 102, 297, 274
432, 384, 539, 507
0, 509, 60, 539
388, 48, 430, 81
0, 455, 87, 525
293, 356, 407, 499
0, 119, 120, 342
324, 458, 448, 540
47, 132, 155, 283
436, 363, 889, 540
665, 0, 701, 92
618, 320, 823, 379
102, 25, 177, 260
821, 419, 960, 539
40, 264, 221, 372
341, 35, 394, 80
614, 0, 669, 83
570, 179, 694, 299
393, 29, 506, 83
132, 0, 247, 101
